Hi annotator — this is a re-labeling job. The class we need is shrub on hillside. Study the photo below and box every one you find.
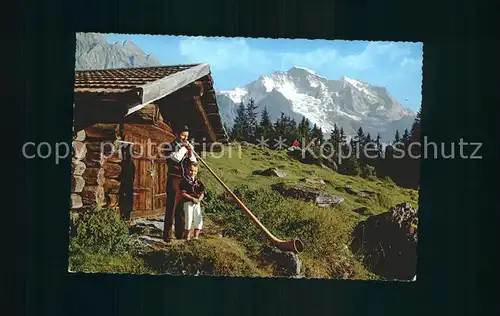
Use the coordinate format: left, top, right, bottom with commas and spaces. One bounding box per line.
338, 156, 361, 176
70, 206, 144, 254
69, 206, 148, 273
361, 164, 377, 180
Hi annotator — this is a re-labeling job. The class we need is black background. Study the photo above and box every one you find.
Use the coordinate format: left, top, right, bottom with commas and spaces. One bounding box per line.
17, 0, 495, 315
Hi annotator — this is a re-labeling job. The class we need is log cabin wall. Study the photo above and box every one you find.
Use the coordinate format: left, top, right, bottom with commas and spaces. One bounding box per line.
71, 123, 121, 215
71, 103, 177, 220
71, 130, 86, 210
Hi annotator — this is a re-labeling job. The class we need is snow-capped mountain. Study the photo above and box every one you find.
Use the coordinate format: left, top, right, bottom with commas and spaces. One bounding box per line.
217, 66, 417, 142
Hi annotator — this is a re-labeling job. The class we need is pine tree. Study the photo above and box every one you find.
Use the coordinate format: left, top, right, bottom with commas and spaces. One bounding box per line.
339, 127, 346, 144
351, 127, 365, 164
310, 123, 324, 144
281, 114, 290, 142
370, 133, 384, 177
394, 129, 401, 144
365, 133, 372, 144
231, 101, 247, 141
355, 127, 366, 146
329, 124, 338, 142
256, 106, 274, 141
273, 112, 286, 138
298, 116, 311, 144
245, 98, 259, 142
410, 107, 422, 142
283, 116, 298, 144
389, 126, 414, 188
329, 124, 341, 155
408, 109, 422, 164
402, 128, 411, 145
288, 118, 299, 143
349, 137, 357, 152
406, 106, 422, 189
414, 107, 422, 125
328, 123, 340, 149
310, 123, 317, 142
375, 133, 383, 158
339, 127, 347, 157
363, 132, 379, 166
364, 133, 373, 152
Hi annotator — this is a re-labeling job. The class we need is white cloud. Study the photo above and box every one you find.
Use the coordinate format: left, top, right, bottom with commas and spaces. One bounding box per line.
401, 57, 415, 67
178, 37, 420, 75
400, 56, 423, 68
279, 48, 339, 69
179, 37, 271, 72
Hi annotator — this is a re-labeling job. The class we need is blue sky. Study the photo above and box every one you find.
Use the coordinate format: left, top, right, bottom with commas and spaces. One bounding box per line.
103, 34, 423, 111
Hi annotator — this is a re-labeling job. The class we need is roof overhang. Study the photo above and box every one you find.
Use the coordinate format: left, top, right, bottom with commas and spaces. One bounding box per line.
126, 63, 210, 116
73, 64, 228, 143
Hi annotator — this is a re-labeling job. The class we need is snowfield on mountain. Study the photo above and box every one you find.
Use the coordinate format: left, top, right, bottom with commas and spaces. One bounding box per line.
217, 66, 416, 141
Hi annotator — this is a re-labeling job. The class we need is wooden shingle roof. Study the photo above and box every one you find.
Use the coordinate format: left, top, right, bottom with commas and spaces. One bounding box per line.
74, 64, 196, 93
73, 64, 228, 143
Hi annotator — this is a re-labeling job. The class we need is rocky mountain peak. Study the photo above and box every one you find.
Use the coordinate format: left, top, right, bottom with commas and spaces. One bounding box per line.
218, 67, 417, 141
74, 32, 161, 70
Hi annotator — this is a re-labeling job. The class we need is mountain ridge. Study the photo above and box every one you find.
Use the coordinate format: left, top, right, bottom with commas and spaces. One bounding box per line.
217, 66, 417, 141
75, 33, 162, 70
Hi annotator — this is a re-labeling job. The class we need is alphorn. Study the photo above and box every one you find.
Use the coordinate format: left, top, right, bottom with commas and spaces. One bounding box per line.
192, 150, 304, 253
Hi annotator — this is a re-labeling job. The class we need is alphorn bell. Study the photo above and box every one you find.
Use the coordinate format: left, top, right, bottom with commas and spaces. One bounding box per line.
191, 150, 304, 253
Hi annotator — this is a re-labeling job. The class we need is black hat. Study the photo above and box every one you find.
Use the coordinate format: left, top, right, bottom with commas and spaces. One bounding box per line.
176, 124, 189, 133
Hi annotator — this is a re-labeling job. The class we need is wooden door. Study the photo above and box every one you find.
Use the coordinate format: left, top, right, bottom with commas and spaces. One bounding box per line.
123, 127, 169, 219
127, 133, 153, 217
150, 141, 167, 212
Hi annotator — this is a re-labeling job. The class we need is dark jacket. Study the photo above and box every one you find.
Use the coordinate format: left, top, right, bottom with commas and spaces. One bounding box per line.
179, 177, 206, 202
165, 138, 197, 178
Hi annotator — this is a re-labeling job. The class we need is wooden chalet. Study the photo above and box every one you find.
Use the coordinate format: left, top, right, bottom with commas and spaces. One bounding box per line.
71, 63, 228, 219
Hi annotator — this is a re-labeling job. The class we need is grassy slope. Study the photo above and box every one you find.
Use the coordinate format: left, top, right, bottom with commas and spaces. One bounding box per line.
183, 144, 419, 279
199, 145, 418, 213
69, 144, 419, 280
